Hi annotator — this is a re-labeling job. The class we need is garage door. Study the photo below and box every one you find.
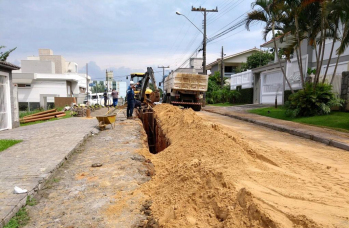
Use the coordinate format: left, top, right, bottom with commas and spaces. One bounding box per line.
261, 70, 284, 104
0, 75, 9, 130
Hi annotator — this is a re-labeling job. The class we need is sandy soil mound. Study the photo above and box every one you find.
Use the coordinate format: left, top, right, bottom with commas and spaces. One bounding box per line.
139, 104, 349, 228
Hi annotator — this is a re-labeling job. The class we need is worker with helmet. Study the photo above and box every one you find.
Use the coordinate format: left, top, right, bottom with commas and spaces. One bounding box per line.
126, 81, 135, 119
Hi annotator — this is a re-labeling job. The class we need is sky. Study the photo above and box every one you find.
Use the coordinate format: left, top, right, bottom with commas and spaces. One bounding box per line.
1, 0, 266, 84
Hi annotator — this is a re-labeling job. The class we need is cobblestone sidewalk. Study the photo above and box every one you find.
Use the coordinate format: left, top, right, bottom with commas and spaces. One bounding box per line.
0, 117, 98, 227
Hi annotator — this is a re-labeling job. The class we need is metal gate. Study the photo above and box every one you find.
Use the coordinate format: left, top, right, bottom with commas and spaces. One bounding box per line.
260, 70, 284, 104
0, 75, 9, 130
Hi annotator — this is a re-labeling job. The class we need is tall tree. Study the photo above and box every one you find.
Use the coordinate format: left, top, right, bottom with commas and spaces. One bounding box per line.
246, 0, 294, 93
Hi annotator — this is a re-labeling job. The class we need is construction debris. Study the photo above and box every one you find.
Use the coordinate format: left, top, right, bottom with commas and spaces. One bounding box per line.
20, 109, 66, 123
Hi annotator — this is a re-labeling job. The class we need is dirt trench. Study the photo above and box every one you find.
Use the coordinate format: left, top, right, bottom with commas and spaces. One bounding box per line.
137, 104, 349, 228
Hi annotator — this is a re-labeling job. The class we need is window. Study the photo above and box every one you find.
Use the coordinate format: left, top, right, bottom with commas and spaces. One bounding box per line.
225, 66, 233, 72
18, 84, 31, 88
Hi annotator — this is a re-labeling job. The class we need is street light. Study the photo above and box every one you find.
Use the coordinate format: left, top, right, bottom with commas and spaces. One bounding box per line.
175, 11, 204, 35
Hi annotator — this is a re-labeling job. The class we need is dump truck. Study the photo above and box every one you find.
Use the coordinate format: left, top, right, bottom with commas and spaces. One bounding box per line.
163, 72, 208, 111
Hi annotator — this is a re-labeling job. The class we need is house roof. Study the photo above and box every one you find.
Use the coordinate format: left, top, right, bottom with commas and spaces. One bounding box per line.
0, 61, 20, 70
260, 32, 294, 48
206, 48, 260, 69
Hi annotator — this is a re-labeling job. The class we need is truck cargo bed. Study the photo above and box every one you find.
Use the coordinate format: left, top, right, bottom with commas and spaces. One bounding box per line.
164, 73, 208, 92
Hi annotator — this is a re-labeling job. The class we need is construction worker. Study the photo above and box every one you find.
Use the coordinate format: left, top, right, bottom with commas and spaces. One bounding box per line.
127, 81, 135, 119
103, 89, 108, 107
111, 89, 118, 107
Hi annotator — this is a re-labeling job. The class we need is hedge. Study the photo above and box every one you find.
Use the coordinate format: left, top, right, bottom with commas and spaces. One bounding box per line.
235, 87, 253, 104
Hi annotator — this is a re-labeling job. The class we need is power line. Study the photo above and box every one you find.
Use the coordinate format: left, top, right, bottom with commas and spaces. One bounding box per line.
207, 0, 232, 20
209, 10, 249, 36
207, 0, 244, 25
207, 19, 245, 43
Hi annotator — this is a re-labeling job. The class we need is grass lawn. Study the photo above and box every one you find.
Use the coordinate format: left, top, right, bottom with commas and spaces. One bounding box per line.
20, 111, 73, 127
249, 106, 349, 132
0, 139, 22, 152
207, 103, 245, 107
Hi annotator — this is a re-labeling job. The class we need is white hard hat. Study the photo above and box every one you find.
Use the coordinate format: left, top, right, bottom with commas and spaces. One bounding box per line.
130, 81, 135, 85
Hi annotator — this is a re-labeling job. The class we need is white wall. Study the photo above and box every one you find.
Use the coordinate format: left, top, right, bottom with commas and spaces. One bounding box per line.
27, 56, 40, 60
285, 55, 308, 90
0, 72, 12, 130
225, 52, 258, 63
21, 60, 55, 74
18, 80, 67, 103
190, 58, 203, 69
260, 70, 284, 104
312, 40, 349, 63
66, 62, 78, 73
231, 70, 253, 90
117, 81, 127, 98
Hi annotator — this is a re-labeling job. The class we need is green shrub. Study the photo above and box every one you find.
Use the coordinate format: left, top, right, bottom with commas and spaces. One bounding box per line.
285, 83, 343, 117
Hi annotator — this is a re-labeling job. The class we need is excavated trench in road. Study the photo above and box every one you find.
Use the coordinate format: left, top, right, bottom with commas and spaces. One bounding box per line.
135, 104, 349, 228
139, 107, 170, 154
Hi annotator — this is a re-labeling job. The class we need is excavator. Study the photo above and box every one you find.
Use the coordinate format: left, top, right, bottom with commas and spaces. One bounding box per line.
130, 67, 160, 104
130, 67, 160, 153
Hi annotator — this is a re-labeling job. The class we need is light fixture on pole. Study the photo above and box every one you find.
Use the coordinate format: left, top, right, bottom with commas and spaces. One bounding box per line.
175, 11, 204, 35
176, 7, 218, 75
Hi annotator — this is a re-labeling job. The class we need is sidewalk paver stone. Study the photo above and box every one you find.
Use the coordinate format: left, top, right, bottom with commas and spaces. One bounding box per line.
0, 117, 98, 227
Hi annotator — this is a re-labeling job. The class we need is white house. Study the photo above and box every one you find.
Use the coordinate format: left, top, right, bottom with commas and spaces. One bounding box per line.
175, 57, 204, 74
0, 61, 20, 131
235, 32, 349, 105
12, 49, 91, 110
207, 48, 260, 77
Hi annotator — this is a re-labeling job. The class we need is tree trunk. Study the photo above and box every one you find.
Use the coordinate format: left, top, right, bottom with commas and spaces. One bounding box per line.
330, 53, 341, 85
272, 20, 294, 93
322, 24, 337, 83
318, 31, 326, 84
295, 16, 305, 88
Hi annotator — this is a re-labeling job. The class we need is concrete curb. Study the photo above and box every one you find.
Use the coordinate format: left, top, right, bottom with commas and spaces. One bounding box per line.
0, 128, 99, 228
204, 109, 349, 152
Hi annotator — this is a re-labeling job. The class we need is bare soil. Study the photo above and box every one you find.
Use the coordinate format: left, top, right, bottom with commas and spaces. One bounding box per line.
24, 116, 152, 228
138, 104, 349, 228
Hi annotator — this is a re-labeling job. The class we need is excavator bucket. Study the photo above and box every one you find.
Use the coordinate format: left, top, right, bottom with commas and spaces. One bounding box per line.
149, 90, 160, 103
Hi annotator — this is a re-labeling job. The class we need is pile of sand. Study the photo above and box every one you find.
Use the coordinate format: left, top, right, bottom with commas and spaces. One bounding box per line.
138, 104, 349, 228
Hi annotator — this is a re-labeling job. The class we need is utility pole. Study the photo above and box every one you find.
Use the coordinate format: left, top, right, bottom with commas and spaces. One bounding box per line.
86, 63, 89, 100
158, 66, 169, 89
221, 46, 224, 88
192, 6, 218, 75
106, 69, 108, 92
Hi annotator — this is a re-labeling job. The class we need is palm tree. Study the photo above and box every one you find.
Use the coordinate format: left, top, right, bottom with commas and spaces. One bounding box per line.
329, 0, 349, 84
246, 0, 294, 93
281, 0, 307, 88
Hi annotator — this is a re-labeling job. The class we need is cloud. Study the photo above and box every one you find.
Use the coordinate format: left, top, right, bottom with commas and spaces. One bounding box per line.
3, 0, 264, 79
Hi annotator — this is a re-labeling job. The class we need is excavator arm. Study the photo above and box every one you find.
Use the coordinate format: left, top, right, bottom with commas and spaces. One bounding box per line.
139, 67, 160, 103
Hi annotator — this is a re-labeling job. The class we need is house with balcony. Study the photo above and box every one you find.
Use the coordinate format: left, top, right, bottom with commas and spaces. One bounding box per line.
206, 48, 260, 78
12, 49, 91, 110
